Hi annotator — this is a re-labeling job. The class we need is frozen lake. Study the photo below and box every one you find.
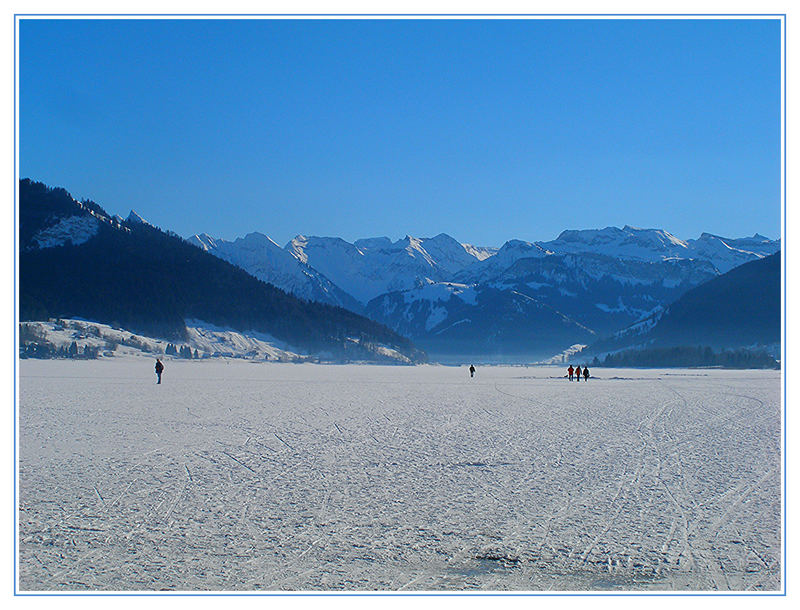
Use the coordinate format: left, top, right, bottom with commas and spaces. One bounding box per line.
17, 359, 782, 592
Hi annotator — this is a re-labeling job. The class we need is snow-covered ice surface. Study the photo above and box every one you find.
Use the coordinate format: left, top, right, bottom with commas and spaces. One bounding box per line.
18, 361, 781, 592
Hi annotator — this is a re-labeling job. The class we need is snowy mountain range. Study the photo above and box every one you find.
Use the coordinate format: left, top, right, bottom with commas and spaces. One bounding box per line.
186, 225, 779, 360
22, 177, 780, 363
188, 232, 363, 312
19, 179, 424, 364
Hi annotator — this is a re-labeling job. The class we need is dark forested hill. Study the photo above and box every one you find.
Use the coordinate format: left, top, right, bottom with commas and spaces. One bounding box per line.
647, 251, 780, 348
588, 251, 780, 358
18, 179, 425, 362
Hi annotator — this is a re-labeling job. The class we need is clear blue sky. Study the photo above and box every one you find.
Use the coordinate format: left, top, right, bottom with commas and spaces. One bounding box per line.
19, 18, 781, 247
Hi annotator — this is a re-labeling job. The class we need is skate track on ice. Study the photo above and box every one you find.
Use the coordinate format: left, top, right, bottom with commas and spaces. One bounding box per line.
18, 361, 781, 591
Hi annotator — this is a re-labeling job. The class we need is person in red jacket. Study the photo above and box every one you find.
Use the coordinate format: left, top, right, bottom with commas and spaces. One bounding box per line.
155, 358, 164, 384
567, 365, 574, 381
575, 365, 581, 381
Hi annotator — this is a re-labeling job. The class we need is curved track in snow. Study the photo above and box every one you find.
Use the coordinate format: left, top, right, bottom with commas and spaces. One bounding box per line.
18, 361, 781, 591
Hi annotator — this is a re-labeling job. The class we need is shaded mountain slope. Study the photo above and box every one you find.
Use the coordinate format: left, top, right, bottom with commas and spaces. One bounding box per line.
589, 252, 780, 355
647, 251, 780, 348
19, 179, 424, 362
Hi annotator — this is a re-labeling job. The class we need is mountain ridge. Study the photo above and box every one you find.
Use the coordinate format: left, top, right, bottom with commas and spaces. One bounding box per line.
186, 224, 778, 360
19, 179, 424, 363
18, 177, 779, 363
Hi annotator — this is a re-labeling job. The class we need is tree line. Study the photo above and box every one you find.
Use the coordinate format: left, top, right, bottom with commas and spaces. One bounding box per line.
592, 345, 778, 369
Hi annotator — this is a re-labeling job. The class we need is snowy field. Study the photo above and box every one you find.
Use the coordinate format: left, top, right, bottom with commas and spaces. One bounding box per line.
17, 360, 782, 592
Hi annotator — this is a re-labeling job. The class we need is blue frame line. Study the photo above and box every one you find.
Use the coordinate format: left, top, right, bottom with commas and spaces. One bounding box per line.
12, 12, 788, 597
782, 12, 788, 598
12, 13, 18, 597
11, 13, 789, 17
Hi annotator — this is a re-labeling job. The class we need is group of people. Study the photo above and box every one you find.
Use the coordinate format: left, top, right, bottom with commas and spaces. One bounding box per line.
567, 364, 589, 381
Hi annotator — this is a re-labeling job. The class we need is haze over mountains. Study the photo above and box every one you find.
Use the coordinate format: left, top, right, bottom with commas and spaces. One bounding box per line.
18, 178, 781, 363
189, 225, 780, 361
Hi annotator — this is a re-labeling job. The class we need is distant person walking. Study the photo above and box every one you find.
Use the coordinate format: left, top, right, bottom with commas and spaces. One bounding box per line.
567, 365, 574, 381
469, 364, 476, 378
575, 365, 581, 381
155, 358, 164, 384
583, 366, 590, 381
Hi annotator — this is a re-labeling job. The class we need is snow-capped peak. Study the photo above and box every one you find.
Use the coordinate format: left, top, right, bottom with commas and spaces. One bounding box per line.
127, 210, 151, 226
543, 226, 690, 261
236, 231, 283, 251
462, 243, 498, 261
186, 233, 218, 251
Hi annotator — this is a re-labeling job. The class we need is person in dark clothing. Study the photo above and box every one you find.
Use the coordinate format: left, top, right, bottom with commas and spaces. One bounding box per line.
469, 364, 476, 378
567, 365, 574, 381
575, 365, 581, 381
583, 366, 590, 381
155, 358, 164, 384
